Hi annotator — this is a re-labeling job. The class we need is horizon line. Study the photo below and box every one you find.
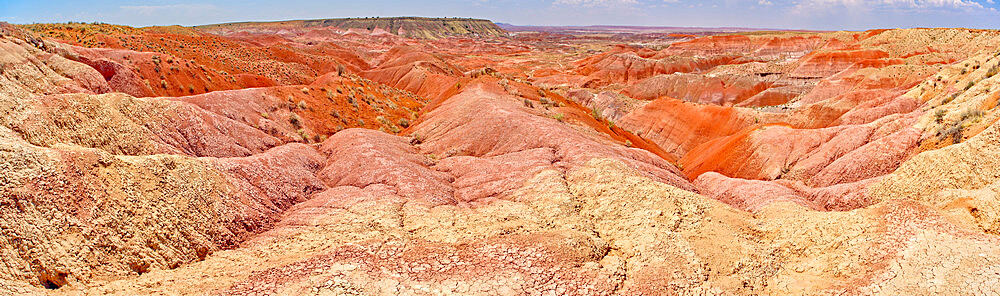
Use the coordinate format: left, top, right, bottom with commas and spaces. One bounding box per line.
6, 16, 998, 32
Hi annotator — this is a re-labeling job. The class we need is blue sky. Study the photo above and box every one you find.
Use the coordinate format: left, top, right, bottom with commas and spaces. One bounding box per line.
1, 0, 998, 30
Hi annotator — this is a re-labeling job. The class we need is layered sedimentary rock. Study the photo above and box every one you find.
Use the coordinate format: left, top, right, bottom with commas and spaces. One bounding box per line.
197, 17, 507, 39
2, 19, 1000, 296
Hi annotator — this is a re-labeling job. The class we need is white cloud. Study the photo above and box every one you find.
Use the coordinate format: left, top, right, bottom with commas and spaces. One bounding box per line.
119, 4, 219, 16
553, 0, 639, 8
759, 0, 773, 5
794, 0, 985, 10
790, 0, 989, 16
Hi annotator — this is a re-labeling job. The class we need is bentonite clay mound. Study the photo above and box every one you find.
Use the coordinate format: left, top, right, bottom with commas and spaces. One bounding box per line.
2, 19, 1000, 295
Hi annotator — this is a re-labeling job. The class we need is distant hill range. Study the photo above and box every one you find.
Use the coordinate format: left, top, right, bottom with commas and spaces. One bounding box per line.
197, 17, 507, 39
495, 23, 810, 35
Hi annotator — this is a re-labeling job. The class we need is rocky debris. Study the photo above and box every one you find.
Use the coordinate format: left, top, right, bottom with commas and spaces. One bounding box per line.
564, 89, 645, 123
0, 35, 110, 97
0, 140, 324, 288
47, 157, 1000, 295
871, 121, 1000, 234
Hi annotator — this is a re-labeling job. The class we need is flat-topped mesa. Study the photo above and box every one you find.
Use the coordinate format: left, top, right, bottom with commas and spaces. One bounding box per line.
197, 17, 508, 39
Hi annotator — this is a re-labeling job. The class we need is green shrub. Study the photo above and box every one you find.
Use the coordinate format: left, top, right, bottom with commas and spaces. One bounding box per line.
939, 126, 963, 144
347, 96, 359, 109
960, 108, 984, 121
987, 64, 999, 78
410, 133, 424, 145
591, 107, 603, 121
539, 97, 551, 106
297, 128, 309, 142
934, 109, 946, 123
943, 93, 958, 104
289, 113, 301, 128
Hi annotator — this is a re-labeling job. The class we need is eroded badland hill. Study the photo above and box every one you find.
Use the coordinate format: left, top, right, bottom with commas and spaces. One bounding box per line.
2, 17, 1000, 295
